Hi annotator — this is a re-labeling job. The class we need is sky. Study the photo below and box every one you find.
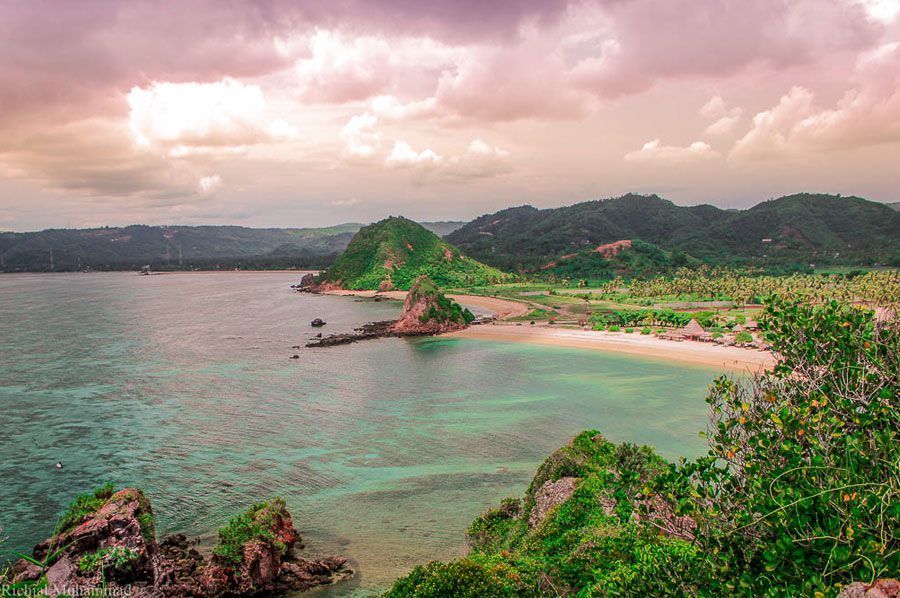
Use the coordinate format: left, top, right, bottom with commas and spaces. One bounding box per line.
1, 0, 899, 232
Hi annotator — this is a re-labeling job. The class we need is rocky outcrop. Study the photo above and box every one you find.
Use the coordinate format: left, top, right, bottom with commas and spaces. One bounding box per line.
7, 489, 349, 597
528, 477, 578, 530
306, 276, 474, 347
390, 276, 474, 335
15, 488, 157, 595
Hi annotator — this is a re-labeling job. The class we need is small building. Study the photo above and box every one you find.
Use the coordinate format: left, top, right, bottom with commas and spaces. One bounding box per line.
681, 319, 710, 340
744, 319, 759, 330
732, 323, 744, 333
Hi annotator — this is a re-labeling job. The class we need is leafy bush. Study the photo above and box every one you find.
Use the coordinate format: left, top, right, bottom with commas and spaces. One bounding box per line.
385, 558, 525, 597
624, 327, 634, 334
641, 327, 652, 335
734, 331, 753, 344
77, 546, 138, 574
57, 483, 116, 534
658, 300, 898, 593
607, 325, 620, 332
212, 498, 289, 567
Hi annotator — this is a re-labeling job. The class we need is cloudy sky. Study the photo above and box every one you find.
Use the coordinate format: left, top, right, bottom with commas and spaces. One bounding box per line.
1, 0, 898, 231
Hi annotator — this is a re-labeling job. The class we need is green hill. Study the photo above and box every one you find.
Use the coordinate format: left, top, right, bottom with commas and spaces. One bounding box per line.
447, 193, 900, 270
318, 216, 505, 290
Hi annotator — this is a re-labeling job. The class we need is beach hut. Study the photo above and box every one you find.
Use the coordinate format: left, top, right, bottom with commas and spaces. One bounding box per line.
681, 319, 710, 340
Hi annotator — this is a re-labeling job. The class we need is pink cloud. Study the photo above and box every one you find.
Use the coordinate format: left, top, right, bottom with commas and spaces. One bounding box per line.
731, 43, 900, 160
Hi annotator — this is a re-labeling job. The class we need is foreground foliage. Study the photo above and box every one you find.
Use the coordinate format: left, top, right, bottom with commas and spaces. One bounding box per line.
387, 300, 898, 596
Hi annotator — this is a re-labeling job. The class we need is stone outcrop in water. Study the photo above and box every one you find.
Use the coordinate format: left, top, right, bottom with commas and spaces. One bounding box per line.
305, 276, 474, 347
390, 276, 474, 335
6, 488, 349, 597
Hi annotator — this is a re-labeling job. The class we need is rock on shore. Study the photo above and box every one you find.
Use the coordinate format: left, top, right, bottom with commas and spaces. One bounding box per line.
7, 488, 349, 597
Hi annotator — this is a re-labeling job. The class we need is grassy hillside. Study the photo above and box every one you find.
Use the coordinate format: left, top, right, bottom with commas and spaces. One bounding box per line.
447, 193, 900, 270
0, 221, 462, 273
319, 216, 505, 290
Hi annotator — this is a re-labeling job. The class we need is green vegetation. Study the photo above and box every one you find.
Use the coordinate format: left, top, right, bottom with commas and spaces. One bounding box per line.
408, 277, 476, 326
539, 239, 700, 282
593, 268, 900, 306
77, 547, 138, 574
212, 498, 289, 567
387, 301, 898, 595
319, 216, 505, 290
447, 193, 900, 271
57, 483, 116, 534
734, 331, 753, 344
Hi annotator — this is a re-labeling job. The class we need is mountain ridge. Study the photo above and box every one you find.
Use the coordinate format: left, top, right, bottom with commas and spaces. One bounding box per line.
446, 193, 900, 269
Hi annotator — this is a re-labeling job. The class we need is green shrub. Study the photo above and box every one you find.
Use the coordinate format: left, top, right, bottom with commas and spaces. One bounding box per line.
734, 331, 753, 344
77, 546, 138, 574
607, 325, 620, 332
641, 327, 652, 335
659, 300, 898, 594
385, 558, 524, 597
624, 327, 634, 334
212, 498, 288, 567
58, 483, 116, 534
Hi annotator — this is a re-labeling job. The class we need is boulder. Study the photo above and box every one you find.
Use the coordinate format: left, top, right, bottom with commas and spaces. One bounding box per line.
27, 488, 156, 595
201, 497, 347, 596
310, 318, 326, 327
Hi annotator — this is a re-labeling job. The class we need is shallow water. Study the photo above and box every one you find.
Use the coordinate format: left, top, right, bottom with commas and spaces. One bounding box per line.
0, 272, 717, 594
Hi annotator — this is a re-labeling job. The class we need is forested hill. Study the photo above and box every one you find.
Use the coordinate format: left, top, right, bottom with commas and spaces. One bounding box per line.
318, 216, 504, 290
0, 221, 464, 272
446, 193, 900, 270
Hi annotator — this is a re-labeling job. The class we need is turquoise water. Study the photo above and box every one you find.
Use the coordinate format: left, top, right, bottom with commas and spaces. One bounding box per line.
0, 272, 716, 594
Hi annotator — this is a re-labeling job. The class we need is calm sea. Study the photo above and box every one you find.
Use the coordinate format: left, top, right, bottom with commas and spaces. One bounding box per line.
0, 272, 716, 594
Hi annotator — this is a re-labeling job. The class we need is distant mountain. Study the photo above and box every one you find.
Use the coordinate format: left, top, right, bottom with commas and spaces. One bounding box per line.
0, 221, 464, 272
318, 216, 505, 290
420, 220, 466, 236
446, 193, 900, 269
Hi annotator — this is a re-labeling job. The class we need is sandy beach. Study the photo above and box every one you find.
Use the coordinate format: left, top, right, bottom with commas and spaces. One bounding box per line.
323, 289, 772, 371
450, 324, 775, 371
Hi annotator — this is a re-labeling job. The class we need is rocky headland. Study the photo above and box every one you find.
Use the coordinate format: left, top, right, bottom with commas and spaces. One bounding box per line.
305, 275, 475, 347
4, 486, 349, 596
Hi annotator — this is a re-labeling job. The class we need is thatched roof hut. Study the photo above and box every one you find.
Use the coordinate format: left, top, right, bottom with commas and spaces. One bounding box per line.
681, 319, 710, 339
732, 323, 744, 333
744, 318, 759, 330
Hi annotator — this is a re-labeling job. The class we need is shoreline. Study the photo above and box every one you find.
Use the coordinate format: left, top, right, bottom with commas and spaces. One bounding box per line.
449, 324, 775, 371
322, 289, 772, 371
